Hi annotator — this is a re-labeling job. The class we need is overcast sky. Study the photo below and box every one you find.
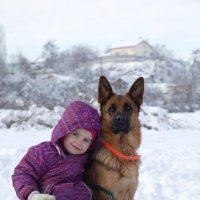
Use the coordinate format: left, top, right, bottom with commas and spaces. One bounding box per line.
0, 0, 200, 60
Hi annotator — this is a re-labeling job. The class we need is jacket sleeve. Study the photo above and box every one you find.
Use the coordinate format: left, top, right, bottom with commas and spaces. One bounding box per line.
12, 145, 47, 200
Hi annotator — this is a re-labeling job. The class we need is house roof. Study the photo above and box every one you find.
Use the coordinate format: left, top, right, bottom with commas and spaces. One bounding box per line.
110, 40, 152, 50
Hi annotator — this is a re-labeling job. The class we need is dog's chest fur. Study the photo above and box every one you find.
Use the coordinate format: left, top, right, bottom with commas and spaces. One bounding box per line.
94, 146, 140, 176
89, 146, 140, 200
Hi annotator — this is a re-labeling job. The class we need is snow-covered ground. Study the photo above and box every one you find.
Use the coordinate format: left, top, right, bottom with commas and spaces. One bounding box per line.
1, 109, 200, 200
136, 129, 200, 200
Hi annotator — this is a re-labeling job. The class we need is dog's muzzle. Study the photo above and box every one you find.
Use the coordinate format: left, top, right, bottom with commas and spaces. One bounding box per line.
112, 112, 130, 134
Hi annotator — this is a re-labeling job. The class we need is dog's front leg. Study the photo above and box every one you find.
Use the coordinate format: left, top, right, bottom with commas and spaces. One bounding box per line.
112, 177, 129, 200
114, 189, 133, 200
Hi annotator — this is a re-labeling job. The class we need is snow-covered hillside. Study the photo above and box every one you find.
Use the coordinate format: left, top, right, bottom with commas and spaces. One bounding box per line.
92, 60, 156, 86
2, 54, 199, 112
0, 106, 200, 200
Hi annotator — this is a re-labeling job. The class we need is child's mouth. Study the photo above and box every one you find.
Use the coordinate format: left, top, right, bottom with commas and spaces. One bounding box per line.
71, 144, 81, 151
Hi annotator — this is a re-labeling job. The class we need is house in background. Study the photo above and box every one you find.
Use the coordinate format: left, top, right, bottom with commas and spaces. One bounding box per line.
30, 57, 45, 70
101, 40, 155, 63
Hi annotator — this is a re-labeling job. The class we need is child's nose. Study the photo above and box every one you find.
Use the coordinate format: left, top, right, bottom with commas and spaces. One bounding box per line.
76, 138, 82, 145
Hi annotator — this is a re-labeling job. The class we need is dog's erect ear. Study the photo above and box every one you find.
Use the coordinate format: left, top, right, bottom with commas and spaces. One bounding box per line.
98, 76, 114, 106
128, 77, 144, 108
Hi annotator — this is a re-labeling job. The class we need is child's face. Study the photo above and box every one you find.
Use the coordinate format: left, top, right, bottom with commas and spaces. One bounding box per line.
63, 129, 92, 155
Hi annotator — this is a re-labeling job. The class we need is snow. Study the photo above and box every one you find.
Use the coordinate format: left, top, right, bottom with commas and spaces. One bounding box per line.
136, 129, 200, 200
40, 74, 77, 83
0, 108, 200, 200
98, 61, 156, 86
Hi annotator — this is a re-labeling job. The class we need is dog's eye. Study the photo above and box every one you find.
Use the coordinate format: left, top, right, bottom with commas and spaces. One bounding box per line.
108, 105, 116, 113
124, 103, 132, 113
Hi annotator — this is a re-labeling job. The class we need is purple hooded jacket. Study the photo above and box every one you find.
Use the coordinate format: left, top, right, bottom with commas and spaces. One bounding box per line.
12, 101, 100, 200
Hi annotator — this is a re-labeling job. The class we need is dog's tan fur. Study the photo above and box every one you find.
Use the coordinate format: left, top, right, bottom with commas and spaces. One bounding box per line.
85, 76, 144, 200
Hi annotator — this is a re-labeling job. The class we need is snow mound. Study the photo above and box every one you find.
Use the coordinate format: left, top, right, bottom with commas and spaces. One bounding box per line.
0, 105, 64, 130
141, 106, 200, 130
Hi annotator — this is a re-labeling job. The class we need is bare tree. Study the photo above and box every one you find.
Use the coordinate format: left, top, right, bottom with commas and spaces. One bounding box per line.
0, 26, 6, 82
42, 40, 59, 71
70, 45, 99, 67
16, 53, 32, 75
152, 44, 174, 60
190, 49, 200, 108
41, 42, 99, 74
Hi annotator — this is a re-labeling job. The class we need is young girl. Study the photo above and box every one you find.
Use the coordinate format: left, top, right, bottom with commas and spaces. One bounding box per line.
12, 101, 100, 200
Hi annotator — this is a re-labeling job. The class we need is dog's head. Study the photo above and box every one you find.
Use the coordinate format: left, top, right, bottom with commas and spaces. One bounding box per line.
98, 76, 144, 136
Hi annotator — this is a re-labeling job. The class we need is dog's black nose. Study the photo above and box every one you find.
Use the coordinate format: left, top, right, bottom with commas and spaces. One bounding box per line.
112, 112, 130, 134
115, 113, 127, 122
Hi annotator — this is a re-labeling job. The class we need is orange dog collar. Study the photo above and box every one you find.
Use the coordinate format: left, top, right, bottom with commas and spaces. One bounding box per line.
102, 141, 141, 161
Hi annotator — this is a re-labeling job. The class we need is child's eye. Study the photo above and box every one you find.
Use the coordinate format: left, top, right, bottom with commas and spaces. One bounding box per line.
84, 139, 90, 143
72, 132, 79, 137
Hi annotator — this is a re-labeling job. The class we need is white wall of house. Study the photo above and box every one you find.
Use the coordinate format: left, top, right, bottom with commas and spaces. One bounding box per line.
109, 41, 154, 58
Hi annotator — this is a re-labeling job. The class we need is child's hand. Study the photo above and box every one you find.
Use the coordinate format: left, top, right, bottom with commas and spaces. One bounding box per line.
28, 191, 55, 200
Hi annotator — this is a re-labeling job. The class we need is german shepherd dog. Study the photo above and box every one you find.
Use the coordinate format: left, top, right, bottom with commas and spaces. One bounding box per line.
85, 76, 144, 200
